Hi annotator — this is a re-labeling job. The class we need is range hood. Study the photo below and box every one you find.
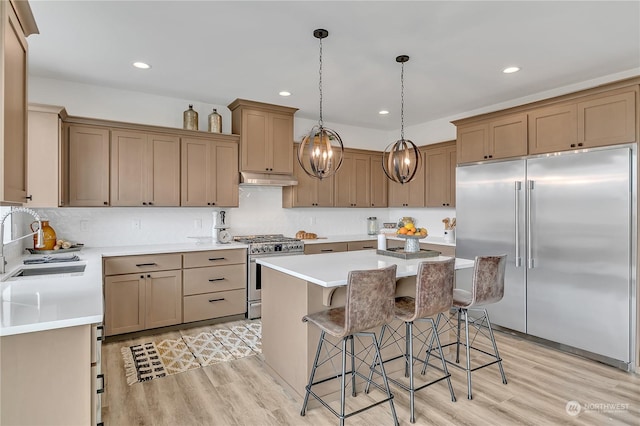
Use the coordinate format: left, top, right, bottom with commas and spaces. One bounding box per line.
239, 172, 298, 186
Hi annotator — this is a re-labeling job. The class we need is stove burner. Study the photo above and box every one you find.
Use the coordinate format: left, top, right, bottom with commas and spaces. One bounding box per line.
233, 234, 304, 255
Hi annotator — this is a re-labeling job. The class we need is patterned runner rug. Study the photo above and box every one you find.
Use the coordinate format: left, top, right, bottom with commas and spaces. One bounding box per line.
121, 320, 261, 385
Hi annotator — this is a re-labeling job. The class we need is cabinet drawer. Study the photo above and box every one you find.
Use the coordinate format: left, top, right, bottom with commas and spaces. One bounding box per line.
419, 243, 455, 257
183, 249, 246, 268
104, 253, 181, 276
183, 264, 246, 296
304, 242, 348, 255
183, 289, 246, 323
347, 240, 377, 251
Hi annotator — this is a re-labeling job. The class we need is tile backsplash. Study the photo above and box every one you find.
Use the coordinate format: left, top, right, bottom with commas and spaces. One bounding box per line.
30, 186, 454, 248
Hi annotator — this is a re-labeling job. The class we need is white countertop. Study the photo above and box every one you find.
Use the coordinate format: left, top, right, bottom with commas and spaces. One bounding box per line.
302, 234, 456, 247
0, 242, 248, 337
256, 250, 473, 288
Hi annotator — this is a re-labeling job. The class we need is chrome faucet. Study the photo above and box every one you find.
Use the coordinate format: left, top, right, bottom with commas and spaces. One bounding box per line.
0, 207, 45, 274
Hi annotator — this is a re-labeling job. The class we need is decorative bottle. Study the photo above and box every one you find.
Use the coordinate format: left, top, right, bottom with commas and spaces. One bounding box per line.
183, 104, 198, 130
30, 220, 57, 250
208, 108, 222, 133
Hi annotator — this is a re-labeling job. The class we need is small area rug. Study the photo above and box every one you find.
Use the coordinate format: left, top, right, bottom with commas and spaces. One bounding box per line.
121, 320, 261, 385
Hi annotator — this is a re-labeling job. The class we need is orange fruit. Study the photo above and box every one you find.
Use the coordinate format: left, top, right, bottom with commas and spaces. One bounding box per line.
398, 228, 408, 235
407, 230, 415, 235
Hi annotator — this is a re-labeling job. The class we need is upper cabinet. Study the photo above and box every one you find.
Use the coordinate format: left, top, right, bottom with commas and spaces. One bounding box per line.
228, 99, 297, 174
457, 113, 527, 164
369, 154, 387, 208
110, 130, 180, 207
456, 79, 639, 163
27, 104, 67, 207
334, 151, 371, 207
1, 0, 38, 204
424, 141, 456, 208
66, 124, 110, 207
283, 144, 334, 207
387, 147, 426, 207
181, 135, 239, 207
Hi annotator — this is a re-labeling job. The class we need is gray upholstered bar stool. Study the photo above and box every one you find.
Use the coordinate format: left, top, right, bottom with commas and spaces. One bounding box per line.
300, 265, 399, 426
365, 259, 457, 423
431, 255, 508, 400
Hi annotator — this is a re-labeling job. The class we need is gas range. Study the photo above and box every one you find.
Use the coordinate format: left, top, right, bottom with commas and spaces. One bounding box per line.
233, 234, 304, 256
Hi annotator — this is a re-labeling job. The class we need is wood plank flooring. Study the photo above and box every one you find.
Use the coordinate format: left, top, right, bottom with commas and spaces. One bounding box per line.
103, 320, 640, 425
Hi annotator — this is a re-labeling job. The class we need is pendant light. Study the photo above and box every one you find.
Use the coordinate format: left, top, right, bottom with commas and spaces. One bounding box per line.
298, 29, 343, 180
382, 55, 421, 184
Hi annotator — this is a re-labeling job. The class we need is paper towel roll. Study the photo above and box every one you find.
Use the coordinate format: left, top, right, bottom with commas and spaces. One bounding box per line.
377, 234, 387, 250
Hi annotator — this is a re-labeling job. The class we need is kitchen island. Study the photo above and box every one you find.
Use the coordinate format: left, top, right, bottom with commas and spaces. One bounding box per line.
256, 250, 473, 401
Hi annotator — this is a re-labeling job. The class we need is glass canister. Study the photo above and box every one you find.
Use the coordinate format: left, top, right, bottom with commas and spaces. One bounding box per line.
30, 220, 57, 250
208, 108, 222, 133
367, 217, 378, 235
183, 104, 199, 130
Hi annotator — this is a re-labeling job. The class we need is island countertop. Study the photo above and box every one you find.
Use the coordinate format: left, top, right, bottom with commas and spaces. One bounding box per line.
256, 250, 473, 288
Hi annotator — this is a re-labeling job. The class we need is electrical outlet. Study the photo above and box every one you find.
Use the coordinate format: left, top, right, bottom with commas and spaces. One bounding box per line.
80, 220, 89, 232
194, 219, 202, 229
309, 216, 316, 225
132, 219, 141, 230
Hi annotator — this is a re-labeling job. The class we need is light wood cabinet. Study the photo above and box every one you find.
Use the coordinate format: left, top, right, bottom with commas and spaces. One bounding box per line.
528, 103, 578, 154
346, 240, 377, 251
425, 141, 456, 207
334, 151, 371, 207
26, 104, 67, 207
228, 98, 297, 174
67, 124, 110, 207
283, 144, 334, 207
182, 249, 246, 323
457, 113, 527, 164
110, 130, 180, 206
104, 253, 182, 336
419, 242, 455, 257
304, 242, 348, 255
181, 136, 239, 207
370, 154, 387, 207
577, 87, 637, 148
1, 0, 37, 204
388, 148, 426, 207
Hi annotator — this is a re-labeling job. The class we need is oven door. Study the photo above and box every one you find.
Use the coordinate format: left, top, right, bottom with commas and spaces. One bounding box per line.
248, 252, 302, 319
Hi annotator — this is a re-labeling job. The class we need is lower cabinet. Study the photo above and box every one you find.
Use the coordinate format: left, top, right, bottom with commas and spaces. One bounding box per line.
304, 242, 348, 254
346, 240, 377, 251
103, 254, 182, 336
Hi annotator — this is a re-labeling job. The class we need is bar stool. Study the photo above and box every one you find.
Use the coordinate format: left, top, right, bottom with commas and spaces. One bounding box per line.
431, 255, 508, 400
365, 259, 457, 423
300, 265, 399, 426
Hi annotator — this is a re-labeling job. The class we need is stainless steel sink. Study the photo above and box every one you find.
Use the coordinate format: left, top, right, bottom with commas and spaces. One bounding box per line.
3, 263, 87, 281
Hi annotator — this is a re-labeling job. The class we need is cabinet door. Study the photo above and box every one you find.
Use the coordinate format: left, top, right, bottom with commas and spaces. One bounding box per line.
406, 158, 425, 207
270, 112, 294, 174
448, 145, 456, 208
334, 153, 353, 207
68, 125, 110, 206
370, 154, 387, 207
27, 107, 62, 207
1, 3, 28, 203
104, 273, 145, 336
425, 146, 450, 207
578, 88, 637, 148
110, 130, 147, 206
489, 113, 528, 160
304, 242, 348, 254
241, 109, 269, 172
316, 175, 335, 207
286, 151, 317, 207
528, 103, 578, 154
353, 153, 371, 207
181, 137, 209, 206
148, 133, 180, 206
145, 270, 182, 330
212, 140, 239, 207
388, 180, 410, 207
457, 123, 487, 164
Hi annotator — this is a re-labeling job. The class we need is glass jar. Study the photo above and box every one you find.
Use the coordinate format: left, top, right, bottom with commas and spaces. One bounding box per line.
183, 104, 198, 130
367, 217, 378, 235
208, 108, 222, 133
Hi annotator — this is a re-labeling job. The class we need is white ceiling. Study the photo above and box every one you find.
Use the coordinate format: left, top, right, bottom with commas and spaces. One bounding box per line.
27, 1, 640, 131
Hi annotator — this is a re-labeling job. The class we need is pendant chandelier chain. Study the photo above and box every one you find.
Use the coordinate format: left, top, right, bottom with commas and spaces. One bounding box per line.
400, 60, 405, 141
318, 36, 324, 126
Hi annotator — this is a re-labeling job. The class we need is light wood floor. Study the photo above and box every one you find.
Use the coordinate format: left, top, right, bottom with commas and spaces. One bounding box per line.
103, 320, 640, 425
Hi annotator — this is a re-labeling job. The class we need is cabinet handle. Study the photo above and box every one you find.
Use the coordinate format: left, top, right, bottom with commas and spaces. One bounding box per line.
142, 202, 147, 205
25, 195, 33, 201
208, 277, 225, 282
578, 143, 583, 147
362, 246, 374, 249
570, 143, 576, 148
321, 249, 334, 252
488, 155, 493, 158
484, 155, 488, 159
140, 275, 144, 278
96, 325, 104, 341
208, 298, 225, 303
208, 257, 226, 261
103, 201, 108, 205
149, 201, 154, 206
136, 263, 157, 267
147, 274, 151, 278
97, 374, 105, 394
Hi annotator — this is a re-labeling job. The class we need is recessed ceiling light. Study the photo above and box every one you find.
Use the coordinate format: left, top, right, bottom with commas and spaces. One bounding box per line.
503, 66, 520, 74
279, 91, 291, 97
133, 62, 151, 69
379, 110, 389, 115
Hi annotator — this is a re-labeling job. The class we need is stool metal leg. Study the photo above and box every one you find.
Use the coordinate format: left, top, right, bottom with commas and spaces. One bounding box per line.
340, 337, 347, 426
371, 332, 399, 426
301, 330, 325, 416
350, 335, 357, 397
407, 321, 416, 423
455, 308, 462, 363
364, 324, 387, 394
429, 317, 456, 403
405, 321, 411, 378
483, 309, 508, 385
463, 309, 472, 399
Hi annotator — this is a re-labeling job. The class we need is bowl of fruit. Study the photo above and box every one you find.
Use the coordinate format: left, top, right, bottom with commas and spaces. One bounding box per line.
396, 222, 428, 253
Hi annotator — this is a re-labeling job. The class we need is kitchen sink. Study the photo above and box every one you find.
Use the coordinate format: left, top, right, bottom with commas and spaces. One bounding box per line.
3, 263, 87, 281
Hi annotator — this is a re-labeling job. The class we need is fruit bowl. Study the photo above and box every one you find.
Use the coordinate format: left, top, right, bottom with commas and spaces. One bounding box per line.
395, 234, 427, 239
395, 234, 425, 253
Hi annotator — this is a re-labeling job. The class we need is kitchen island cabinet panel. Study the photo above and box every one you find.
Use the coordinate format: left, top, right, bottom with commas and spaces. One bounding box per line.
67, 124, 110, 206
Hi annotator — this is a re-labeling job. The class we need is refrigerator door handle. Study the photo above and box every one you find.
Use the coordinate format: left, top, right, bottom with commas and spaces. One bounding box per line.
527, 179, 534, 268
515, 181, 522, 267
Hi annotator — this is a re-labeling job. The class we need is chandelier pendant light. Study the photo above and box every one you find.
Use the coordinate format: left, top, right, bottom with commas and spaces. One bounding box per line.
382, 55, 421, 184
298, 29, 344, 180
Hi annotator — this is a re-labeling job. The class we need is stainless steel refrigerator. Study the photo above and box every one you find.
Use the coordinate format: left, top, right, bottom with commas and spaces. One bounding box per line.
455, 145, 636, 369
